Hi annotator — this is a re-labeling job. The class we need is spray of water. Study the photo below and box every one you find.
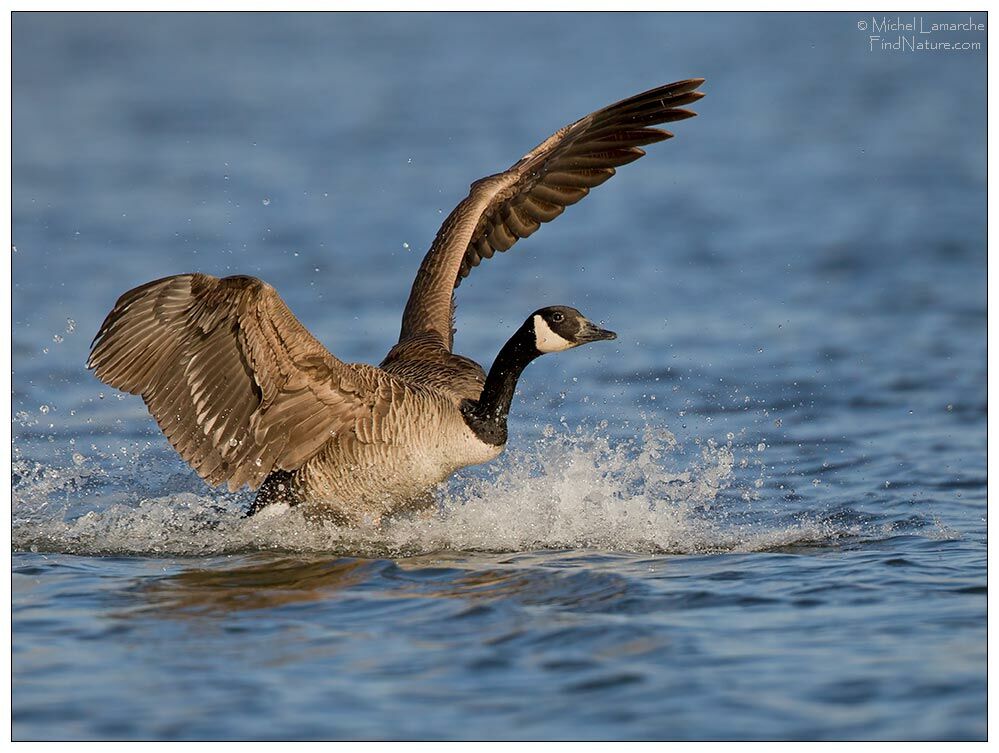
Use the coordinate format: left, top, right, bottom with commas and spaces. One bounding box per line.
11, 421, 874, 558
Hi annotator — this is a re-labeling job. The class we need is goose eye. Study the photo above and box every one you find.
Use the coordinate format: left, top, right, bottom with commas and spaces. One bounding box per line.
550, 312, 564, 323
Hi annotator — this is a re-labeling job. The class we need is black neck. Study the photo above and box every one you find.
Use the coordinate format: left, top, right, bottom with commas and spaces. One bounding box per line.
461, 324, 541, 446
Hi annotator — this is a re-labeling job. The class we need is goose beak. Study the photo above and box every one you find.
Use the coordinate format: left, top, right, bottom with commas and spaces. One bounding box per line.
578, 320, 617, 343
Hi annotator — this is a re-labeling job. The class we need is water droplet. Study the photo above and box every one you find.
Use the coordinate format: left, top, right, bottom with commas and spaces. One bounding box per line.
726, 432, 734, 441
757, 442, 766, 452
52, 334, 63, 343
39, 405, 49, 414
402, 242, 410, 250
812, 478, 821, 486
774, 418, 782, 428
65, 318, 76, 333
946, 404, 954, 412
228, 437, 239, 447
255, 458, 262, 466
262, 197, 271, 206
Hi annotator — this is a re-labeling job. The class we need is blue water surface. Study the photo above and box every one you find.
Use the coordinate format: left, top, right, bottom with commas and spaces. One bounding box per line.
12, 12, 986, 741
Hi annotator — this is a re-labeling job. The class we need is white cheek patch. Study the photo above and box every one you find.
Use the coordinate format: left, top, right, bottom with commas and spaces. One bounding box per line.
533, 315, 575, 353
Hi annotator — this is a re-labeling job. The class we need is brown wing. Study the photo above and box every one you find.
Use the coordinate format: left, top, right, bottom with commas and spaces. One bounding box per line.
88, 273, 401, 492
397, 78, 705, 349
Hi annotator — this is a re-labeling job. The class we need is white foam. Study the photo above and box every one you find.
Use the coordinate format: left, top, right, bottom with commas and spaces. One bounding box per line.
12, 425, 856, 558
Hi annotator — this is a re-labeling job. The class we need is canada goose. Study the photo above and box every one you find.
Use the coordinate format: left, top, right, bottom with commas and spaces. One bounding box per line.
88, 78, 705, 524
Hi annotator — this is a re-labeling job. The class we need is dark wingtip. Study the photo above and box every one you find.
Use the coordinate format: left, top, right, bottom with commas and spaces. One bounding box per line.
666, 108, 700, 122
664, 78, 706, 95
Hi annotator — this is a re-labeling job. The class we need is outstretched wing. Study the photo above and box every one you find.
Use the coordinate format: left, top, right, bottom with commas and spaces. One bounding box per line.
397, 78, 705, 349
88, 273, 401, 491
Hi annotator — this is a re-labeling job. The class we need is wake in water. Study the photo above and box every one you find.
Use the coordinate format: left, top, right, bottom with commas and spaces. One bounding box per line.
12, 424, 927, 557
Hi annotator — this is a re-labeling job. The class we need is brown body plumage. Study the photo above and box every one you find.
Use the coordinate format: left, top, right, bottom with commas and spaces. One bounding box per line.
88, 79, 705, 523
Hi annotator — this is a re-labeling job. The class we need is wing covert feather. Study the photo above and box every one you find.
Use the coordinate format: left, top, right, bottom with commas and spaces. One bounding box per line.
88, 273, 398, 491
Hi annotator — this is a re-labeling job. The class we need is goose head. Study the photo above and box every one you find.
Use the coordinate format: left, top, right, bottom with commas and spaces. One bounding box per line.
528, 306, 617, 354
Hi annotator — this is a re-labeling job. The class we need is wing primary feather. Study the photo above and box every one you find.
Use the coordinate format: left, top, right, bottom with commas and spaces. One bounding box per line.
397, 78, 704, 345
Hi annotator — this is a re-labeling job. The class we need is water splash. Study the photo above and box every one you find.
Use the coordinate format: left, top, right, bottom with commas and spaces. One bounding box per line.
12, 426, 869, 558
